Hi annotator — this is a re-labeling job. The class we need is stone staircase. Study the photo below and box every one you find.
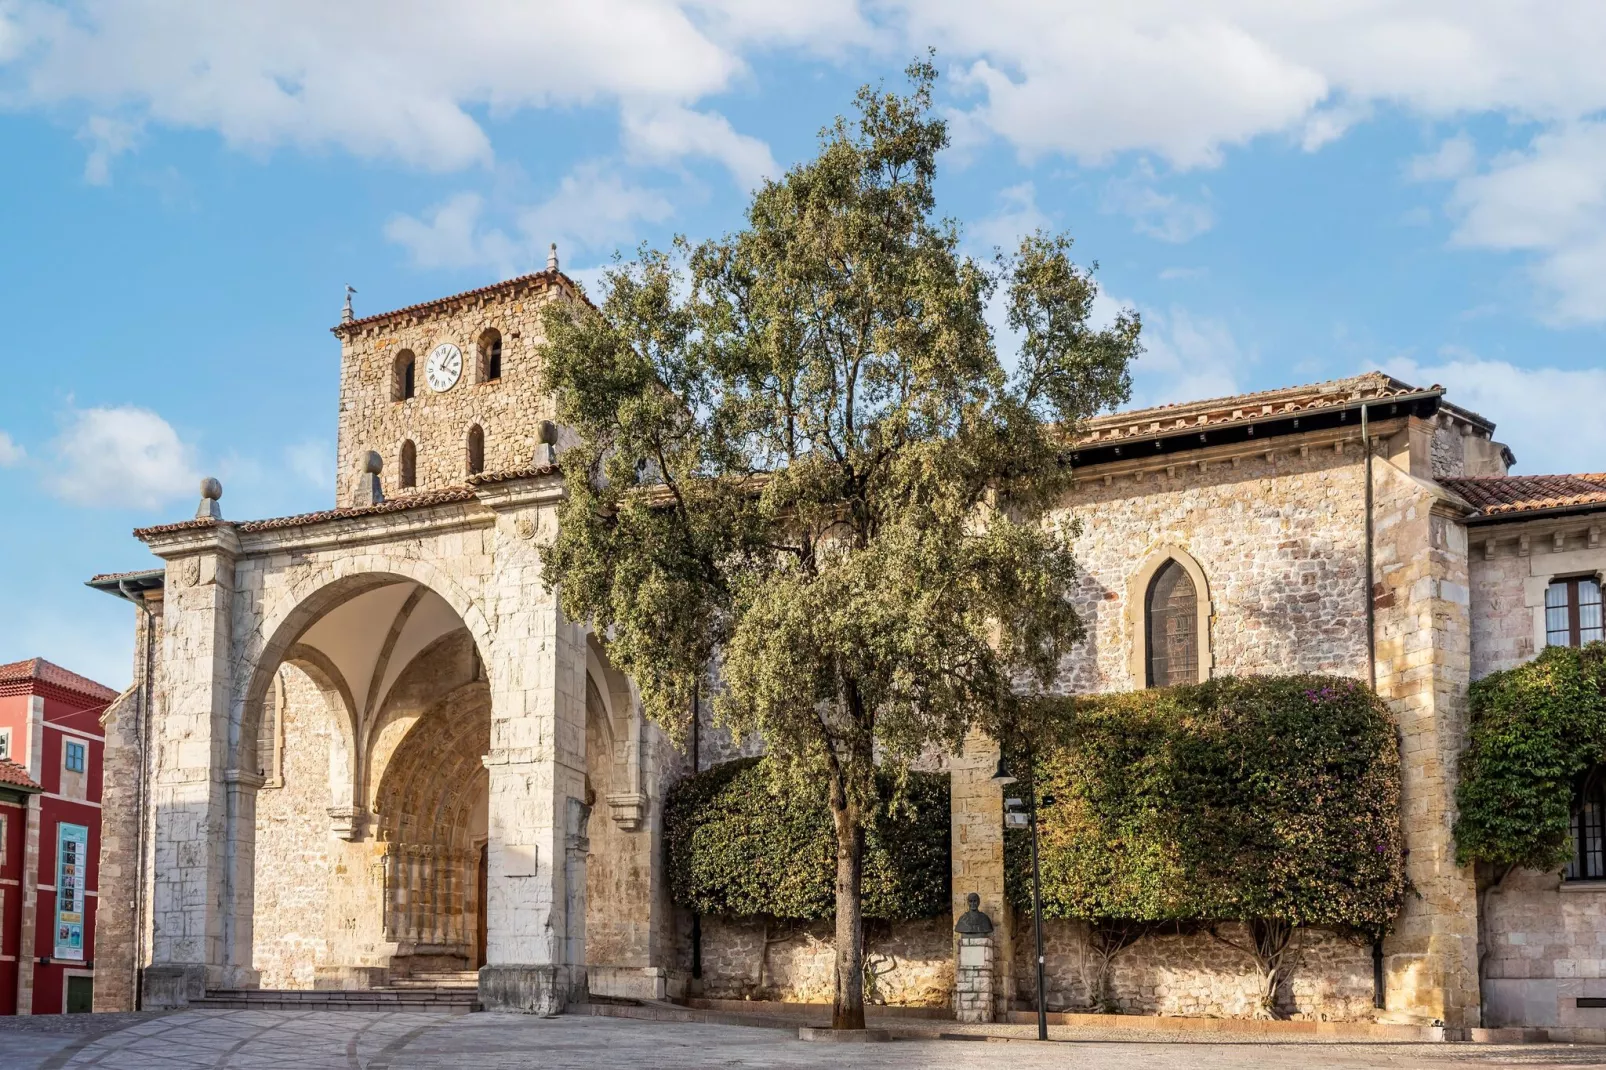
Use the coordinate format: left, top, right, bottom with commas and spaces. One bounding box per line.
191, 982, 480, 1013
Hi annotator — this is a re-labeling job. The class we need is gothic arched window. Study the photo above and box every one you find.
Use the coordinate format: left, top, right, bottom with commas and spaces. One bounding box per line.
466, 424, 485, 476
1145, 560, 1199, 687
394, 349, 416, 402
1568, 766, 1606, 881
399, 439, 417, 489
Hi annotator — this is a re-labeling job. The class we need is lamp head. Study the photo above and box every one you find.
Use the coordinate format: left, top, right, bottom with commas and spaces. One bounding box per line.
989, 756, 1017, 787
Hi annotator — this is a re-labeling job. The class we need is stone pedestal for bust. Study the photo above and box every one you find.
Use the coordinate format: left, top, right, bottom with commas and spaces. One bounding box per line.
954, 892, 995, 1024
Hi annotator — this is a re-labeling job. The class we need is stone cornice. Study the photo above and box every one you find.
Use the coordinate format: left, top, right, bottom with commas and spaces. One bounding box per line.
139, 521, 243, 561
1063, 418, 1408, 491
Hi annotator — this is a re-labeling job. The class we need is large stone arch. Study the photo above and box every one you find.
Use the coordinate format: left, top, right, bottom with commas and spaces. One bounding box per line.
234, 556, 493, 773
230, 565, 493, 987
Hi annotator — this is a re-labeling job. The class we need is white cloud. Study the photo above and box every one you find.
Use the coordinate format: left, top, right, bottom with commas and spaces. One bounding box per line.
0, 430, 23, 466
906, 3, 1606, 169
385, 192, 521, 276
1386, 351, 1606, 475
49, 406, 199, 508
1407, 134, 1476, 182
1125, 304, 1250, 408
621, 104, 777, 189
388, 164, 675, 275
285, 439, 333, 492
2, 0, 742, 171
76, 114, 141, 184
1102, 165, 1214, 243
1446, 121, 1606, 324
516, 163, 675, 258
969, 182, 1051, 254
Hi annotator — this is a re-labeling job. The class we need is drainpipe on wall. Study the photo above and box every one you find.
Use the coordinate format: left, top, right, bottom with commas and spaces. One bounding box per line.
119, 580, 157, 1011
1359, 405, 1386, 1012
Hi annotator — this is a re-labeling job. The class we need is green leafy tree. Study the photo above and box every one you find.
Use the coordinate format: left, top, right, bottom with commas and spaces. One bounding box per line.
538, 59, 1141, 1029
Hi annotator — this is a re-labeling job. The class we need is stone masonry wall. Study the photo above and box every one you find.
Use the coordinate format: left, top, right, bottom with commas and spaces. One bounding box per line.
251, 663, 335, 988
1482, 869, 1606, 1039
696, 915, 953, 1007
335, 278, 576, 507
1048, 441, 1373, 693
92, 591, 161, 1012
1466, 515, 1606, 1037
1469, 518, 1606, 681
1013, 920, 1374, 1020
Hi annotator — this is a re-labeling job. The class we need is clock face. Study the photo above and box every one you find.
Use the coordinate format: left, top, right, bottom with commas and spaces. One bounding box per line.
425, 342, 463, 392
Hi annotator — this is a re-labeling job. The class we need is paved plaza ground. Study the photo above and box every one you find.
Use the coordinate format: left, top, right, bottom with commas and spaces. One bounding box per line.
5, 1010, 1606, 1070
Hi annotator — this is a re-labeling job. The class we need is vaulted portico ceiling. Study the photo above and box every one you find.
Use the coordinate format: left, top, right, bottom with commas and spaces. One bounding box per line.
290, 579, 470, 735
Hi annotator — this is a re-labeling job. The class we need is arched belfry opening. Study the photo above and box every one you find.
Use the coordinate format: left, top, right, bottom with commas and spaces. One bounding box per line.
239, 573, 493, 988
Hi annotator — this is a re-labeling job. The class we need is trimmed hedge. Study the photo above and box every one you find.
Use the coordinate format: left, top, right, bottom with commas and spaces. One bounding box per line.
1006, 674, 1405, 935
1455, 642, 1606, 872
665, 757, 950, 921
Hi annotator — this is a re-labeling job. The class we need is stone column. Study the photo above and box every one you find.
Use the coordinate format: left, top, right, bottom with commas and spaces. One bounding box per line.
219, 768, 263, 988
1372, 435, 1481, 1029
478, 588, 589, 1014
950, 731, 1013, 1016
954, 893, 996, 1024
14, 794, 41, 1014
139, 527, 240, 1007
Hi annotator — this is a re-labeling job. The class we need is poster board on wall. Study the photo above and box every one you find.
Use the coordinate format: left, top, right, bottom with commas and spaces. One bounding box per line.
55, 822, 89, 961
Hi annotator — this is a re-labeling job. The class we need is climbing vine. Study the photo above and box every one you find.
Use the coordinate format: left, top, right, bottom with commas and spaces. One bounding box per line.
1004, 674, 1406, 1015
665, 757, 950, 921
1454, 642, 1606, 872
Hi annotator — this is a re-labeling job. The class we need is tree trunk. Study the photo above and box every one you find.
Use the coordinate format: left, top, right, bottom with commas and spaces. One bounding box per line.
830, 795, 866, 1030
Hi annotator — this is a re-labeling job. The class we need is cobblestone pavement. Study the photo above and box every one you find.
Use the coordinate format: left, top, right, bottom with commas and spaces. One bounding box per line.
6, 1011, 1606, 1070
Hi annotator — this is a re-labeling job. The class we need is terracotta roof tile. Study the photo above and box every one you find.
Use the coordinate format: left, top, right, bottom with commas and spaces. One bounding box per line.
133, 466, 560, 540
332, 269, 588, 335
0, 759, 42, 792
1440, 474, 1606, 517
88, 568, 164, 585
0, 658, 119, 703
1073, 371, 1452, 446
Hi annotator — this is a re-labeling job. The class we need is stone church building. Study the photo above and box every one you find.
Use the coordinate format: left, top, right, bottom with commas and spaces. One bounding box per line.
83, 267, 1606, 1036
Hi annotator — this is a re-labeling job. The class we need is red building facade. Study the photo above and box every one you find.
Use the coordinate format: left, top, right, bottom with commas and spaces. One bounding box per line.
0, 658, 115, 1014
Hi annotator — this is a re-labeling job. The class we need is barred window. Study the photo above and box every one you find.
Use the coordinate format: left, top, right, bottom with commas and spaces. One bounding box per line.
1546, 577, 1604, 648
1146, 560, 1199, 687
1567, 768, 1606, 881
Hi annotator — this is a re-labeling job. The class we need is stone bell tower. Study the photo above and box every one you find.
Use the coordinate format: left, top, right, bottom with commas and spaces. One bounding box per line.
330, 249, 580, 507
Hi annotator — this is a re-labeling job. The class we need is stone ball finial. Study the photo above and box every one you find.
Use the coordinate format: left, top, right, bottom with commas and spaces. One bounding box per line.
548, 242, 559, 272
196, 476, 224, 520
363, 450, 383, 475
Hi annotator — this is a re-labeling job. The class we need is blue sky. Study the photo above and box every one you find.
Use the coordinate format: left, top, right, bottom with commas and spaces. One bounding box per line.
2, 2, 1604, 688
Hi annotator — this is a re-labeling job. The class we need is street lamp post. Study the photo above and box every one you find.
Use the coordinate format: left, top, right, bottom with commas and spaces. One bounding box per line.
992, 755, 1048, 1041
